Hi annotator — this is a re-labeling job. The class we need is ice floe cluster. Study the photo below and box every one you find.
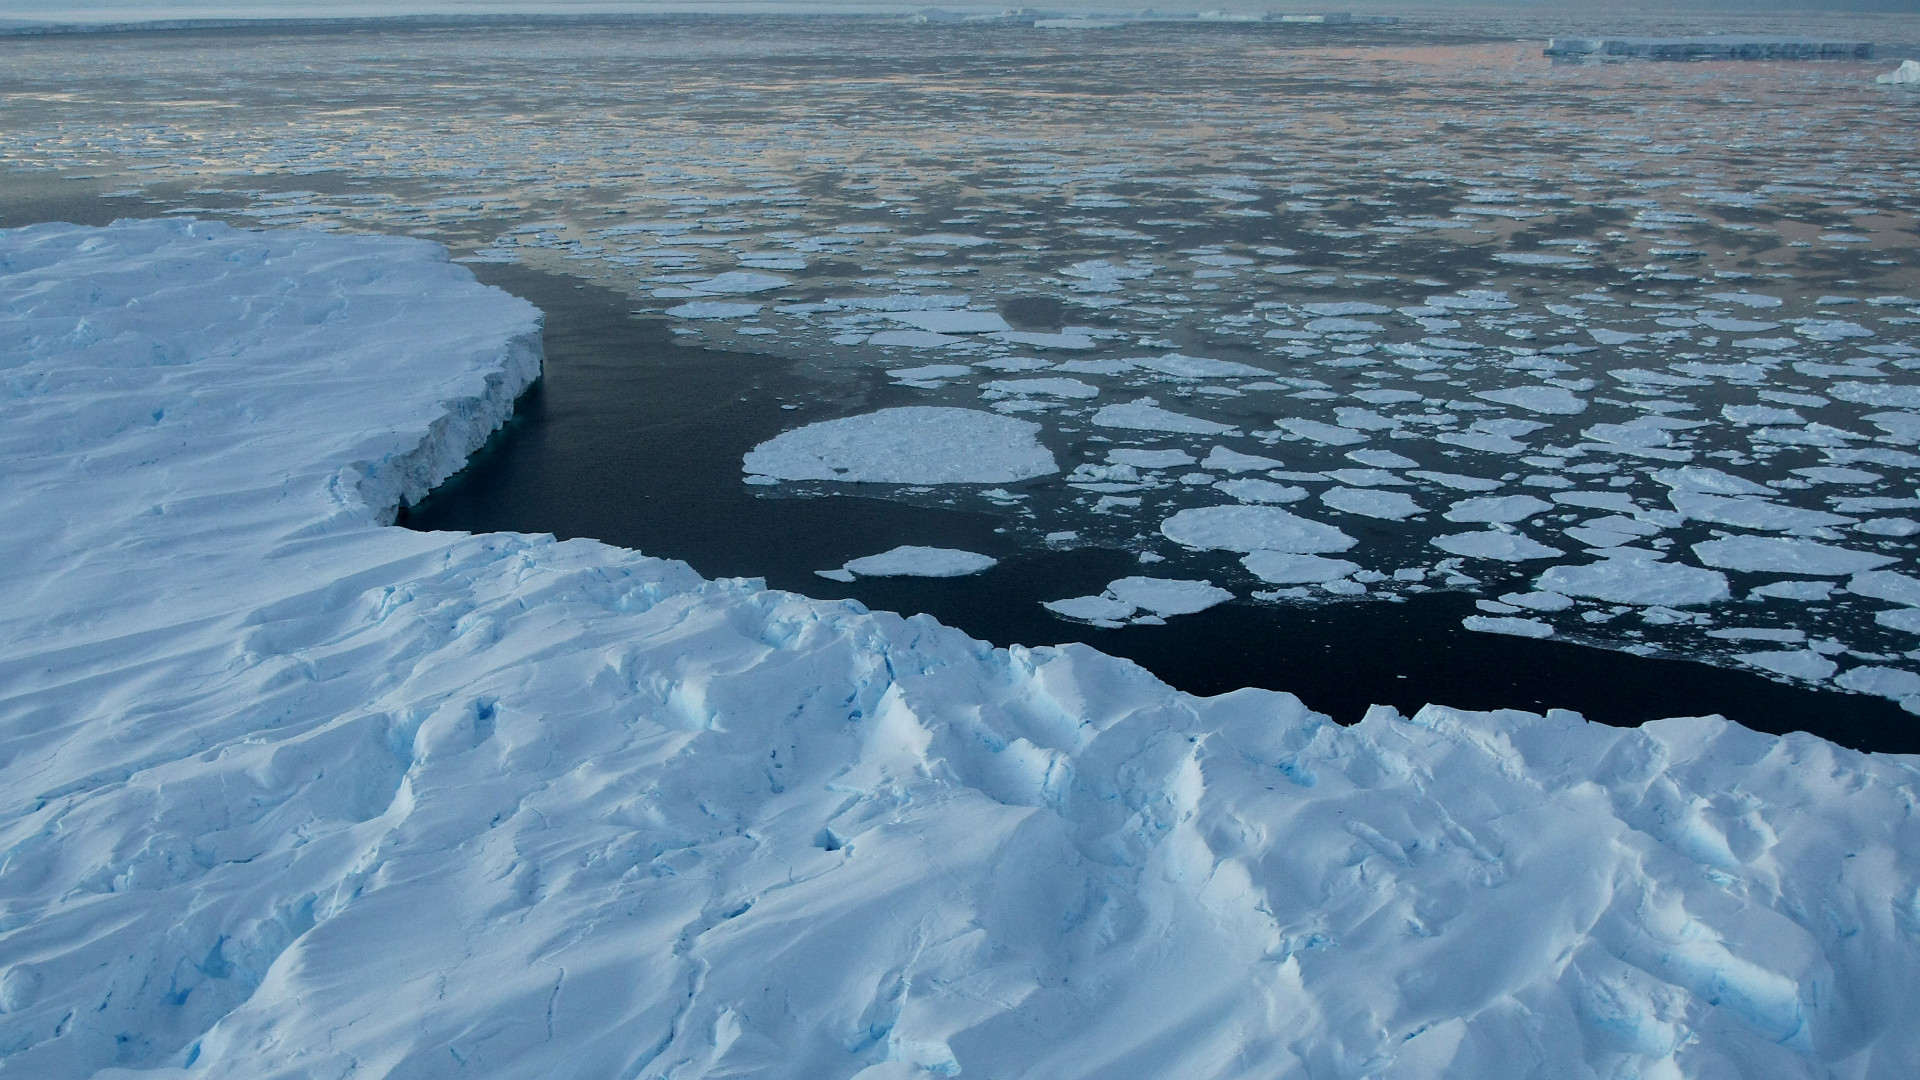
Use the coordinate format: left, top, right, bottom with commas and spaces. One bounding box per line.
7, 216, 1920, 1080
5, 27, 1917, 699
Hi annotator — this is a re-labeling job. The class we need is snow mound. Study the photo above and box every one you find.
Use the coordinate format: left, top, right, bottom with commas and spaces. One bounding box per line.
5, 221, 1920, 1080
743, 406, 1058, 484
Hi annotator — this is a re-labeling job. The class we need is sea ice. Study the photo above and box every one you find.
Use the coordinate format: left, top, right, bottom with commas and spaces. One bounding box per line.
743, 406, 1058, 484
1161, 505, 1358, 552
666, 300, 763, 319
841, 545, 998, 577
1538, 557, 1731, 606
1430, 530, 1565, 562
889, 309, 1013, 334
1474, 386, 1589, 414
1105, 575, 1234, 616
1321, 486, 1424, 520
1691, 537, 1896, 575
1444, 495, 1553, 524
1241, 551, 1362, 583
1737, 649, 1839, 683
1463, 615, 1556, 638
1093, 398, 1239, 435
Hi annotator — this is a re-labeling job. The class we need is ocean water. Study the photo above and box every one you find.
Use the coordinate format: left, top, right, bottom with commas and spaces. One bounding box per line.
5, 13, 1919, 747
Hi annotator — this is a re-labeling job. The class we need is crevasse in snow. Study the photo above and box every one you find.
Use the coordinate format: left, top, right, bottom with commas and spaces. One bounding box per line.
3, 220, 1917, 1080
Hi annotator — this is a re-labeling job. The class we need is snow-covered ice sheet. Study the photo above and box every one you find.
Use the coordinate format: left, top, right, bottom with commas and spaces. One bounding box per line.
5, 220, 1920, 1080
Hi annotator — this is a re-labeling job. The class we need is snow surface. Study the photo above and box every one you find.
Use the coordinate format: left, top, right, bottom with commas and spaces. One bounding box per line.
6, 221, 1920, 1080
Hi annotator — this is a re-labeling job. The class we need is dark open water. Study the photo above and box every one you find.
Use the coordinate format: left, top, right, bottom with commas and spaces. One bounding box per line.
398, 262, 1920, 752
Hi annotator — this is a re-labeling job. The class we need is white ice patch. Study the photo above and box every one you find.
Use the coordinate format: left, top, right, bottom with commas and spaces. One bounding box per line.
1444, 495, 1553, 524
1241, 551, 1362, 583
1538, 558, 1731, 606
889, 309, 1013, 334
1161, 505, 1358, 553
841, 545, 998, 577
1463, 615, 1556, 638
666, 301, 763, 319
743, 406, 1057, 484
1474, 385, 1589, 415
1692, 537, 1896, 576
1093, 398, 1239, 435
1431, 530, 1565, 562
656, 270, 789, 296
1320, 486, 1424, 521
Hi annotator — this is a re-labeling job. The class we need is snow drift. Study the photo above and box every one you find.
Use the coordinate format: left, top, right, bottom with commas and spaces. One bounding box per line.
3, 220, 1918, 1080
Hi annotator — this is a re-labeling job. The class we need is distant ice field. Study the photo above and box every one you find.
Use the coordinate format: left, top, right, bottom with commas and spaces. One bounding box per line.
5, 14, 1920, 728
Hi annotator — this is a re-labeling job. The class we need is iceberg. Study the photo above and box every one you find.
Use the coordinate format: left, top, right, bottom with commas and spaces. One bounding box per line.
6, 221, 1920, 1080
1877, 59, 1920, 84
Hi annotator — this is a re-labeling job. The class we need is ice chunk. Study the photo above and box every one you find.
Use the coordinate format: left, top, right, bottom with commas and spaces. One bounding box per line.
1130, 353, 1274, 378
983, 377, 1099, 399
1043, 594, 1135, 623
1474, 386, 1589, 415
1431, 530, 1564, 562
1216, 478, 1308, 504
1829, 382, 1920, 409
1410, 470, 1504, 492
666, 301, 762, 319
743, 407, 1057, 484
1538, 558, 1730, 606
1737, 650, 1837, 683
1668, 492, 1855, 532
1501, 590, 1575, 611
1302, 301, 1392, 316
1463, 615, 1555, 638
1444, 495, 1552, 523
1835, 666, 1920, 702
1274, 418, 1369, 446
1321, 487, 1424, 520
1241, 551, 1361, 583
1750, 579, 1835, 601
1707, 291, 1783, 308
889, 363, 973, 382
1652, 466, 1774, 496
1306, 317, 1385, 333
1203, 446, 1283, 472
889, 310, 1013, 334
1847, 570, 1920, 606
1108, 448, 1194, 468
1347, 449, 1420, 469
1093, 398, 1238, 435
842, 546, 998, 577
1879, 59, 1920, 84
1692, 537, 1895, 575
659, 270, 788, 296
1161, 505, 1358, 553
1106, 576, 1233, 616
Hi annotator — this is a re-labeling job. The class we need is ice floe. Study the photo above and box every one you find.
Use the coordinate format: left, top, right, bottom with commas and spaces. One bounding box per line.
839, 545, 999, 577
743, 406, 1057, 484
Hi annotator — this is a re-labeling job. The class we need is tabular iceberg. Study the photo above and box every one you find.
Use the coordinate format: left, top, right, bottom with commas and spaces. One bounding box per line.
3, 221, 1918, 1080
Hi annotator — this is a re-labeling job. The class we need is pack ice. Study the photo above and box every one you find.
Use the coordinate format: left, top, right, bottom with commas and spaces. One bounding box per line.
3, 221, 1918, 1080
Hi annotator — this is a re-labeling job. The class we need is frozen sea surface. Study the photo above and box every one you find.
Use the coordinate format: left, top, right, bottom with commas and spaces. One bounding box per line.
7, 215, 1920, 1080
